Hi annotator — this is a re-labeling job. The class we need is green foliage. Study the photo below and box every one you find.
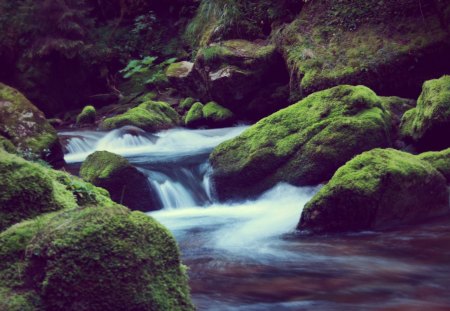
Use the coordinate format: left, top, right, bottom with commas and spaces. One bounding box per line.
120, 56, 177, 90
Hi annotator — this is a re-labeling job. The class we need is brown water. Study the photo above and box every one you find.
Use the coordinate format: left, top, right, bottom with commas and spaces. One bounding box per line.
155, 211, 450, 311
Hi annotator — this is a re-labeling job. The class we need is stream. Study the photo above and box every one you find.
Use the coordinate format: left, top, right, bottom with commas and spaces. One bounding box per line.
60, 126, 450, 311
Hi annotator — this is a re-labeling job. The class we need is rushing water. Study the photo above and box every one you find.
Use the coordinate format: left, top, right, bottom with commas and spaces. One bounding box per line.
61, 126, 450, 311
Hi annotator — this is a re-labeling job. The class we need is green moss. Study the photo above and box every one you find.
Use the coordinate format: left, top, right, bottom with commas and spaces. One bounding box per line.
210, 85, 392, 200
0, 83, 60, 159
418, 148, 450, 183
299, 148, 449, 233
202, 101, 233, 123
275, 0, 450, 98
76, 105, 96, 125
100, 100, 180, 132
0, 135, 16, 153
165, 61, 193, 78
0, 205, 194, 310
0, 287, 41, 311
400, 75, 450, 150
80, 151, 129, 183
0, 150, 114, 231
184, 102, 204, 127
179, 97, 196, 110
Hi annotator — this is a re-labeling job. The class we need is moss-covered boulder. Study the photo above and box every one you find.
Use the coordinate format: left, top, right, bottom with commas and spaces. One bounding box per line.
210, 85, 393, 200
0, 204, 194, 310
80, 151, 160, 211
299, 148, 449, 233
0, 83, 63, 165
179, 97, 196, 111
100, 100, 180, 132
400, 76, 450, 150
275, 0, 450, 100
0, 135, 16, 154
0, 150, 112, 231
76, 105, 96, 125
418, 148, 450, 183
184, 102, 204, 128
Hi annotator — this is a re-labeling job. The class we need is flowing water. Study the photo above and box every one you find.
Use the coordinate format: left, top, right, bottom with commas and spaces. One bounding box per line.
61, 126, 450, 311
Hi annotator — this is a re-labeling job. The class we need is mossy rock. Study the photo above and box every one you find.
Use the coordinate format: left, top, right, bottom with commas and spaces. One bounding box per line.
76, 105, 96, 125
210, 85, 393, 200
0, 150, 112, 232
418, 148, 450, 183
0, 83, 63, 165
100, 100, 180, 132
0, 204, 194, 311
400, 75, 450, 151
275, 0, 450, 100
298, 148, 449, 233
202, 101, 234, 126
80, 151, 160, 211
179, 97, 196, 110
184, 102, 204, 128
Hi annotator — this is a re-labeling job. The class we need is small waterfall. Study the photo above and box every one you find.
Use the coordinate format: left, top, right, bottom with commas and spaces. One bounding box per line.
61, 125, 248, 210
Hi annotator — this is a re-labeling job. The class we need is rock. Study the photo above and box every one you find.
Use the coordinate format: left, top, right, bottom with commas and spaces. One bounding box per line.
184, 102, 204, 128
80, 151, 160, 211
0, 150, 111, 231
275, 0, 450, 100
202, 101, 234, 126
210, 85, 393, 200
165, 61, 197, 96
400, 75, 450, 151
0, 83, 63, 165
418, 148, 450, 183
0, 204, 194, 310
298, 148, 449, 233
179, 97, 196, 111
169, 40, 290, 119
0, 135, 16, 154
380, 96, 416, 143
100, 100, 180, 132
76, 105, 96, 125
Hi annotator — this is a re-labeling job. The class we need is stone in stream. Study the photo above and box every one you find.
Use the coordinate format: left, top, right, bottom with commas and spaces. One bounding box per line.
0, 202, 194, 310
298, 148, 449, 233
76, 105, 96, 125
100, 100, 180, 132
80, 151, 160, 211
210, 85, 393, 200
0, 83, 63, 165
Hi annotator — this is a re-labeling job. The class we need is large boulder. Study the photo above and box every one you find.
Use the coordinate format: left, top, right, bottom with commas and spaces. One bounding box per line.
210, 85, 393, 200
80, 151, 160, 211
0, 150, 112, 231
298, 149, 449, 233
0, 83, 63, 165
170, 40, 291, 119
0, 204, 194, 311
100, 100, 180, 132
400, 75, 450, 151
275, 0, 450, 100
418, 148, 450, 183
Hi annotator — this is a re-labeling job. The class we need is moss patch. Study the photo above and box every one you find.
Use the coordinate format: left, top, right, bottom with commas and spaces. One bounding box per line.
184, 102, 204, 128
0, 204, 194, 310
418, 148, 450, 183
400, 75, 450, 150
299, 148, 449, 233
210, 85, 393, 200
100, 100, 180, 132
76, 105, 96, 125
0, 83, 62, 163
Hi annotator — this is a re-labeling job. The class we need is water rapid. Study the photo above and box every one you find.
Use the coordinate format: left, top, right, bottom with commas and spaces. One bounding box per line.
61, 126, 450, 311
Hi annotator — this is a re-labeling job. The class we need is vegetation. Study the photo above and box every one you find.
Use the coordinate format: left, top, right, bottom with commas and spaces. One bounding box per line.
76, 105, 96, 125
